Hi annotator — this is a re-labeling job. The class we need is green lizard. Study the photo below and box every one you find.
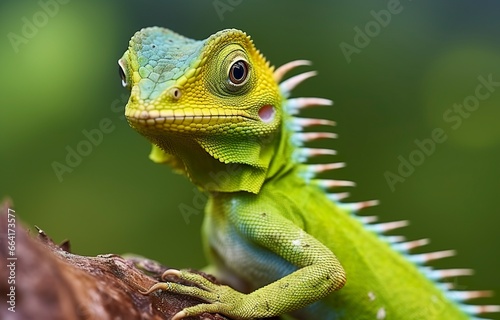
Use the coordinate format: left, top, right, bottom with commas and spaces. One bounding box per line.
118, 27, 499, 320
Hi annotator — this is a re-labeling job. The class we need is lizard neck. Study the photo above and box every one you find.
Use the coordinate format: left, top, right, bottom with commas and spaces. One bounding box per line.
264, 117, 299, 183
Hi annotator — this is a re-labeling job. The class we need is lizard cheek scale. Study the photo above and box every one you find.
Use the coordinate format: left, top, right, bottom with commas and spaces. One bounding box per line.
120, 27, 500, 320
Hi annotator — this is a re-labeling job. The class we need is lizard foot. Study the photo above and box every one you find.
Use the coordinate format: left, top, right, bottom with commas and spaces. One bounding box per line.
141, 269, 253, 320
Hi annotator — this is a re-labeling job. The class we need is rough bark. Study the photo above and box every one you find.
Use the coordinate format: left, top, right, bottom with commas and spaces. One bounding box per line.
0, 199, 234, 320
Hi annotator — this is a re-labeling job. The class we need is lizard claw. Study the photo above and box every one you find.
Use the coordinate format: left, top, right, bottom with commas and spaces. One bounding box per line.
161, 268, 182, 280
139, 282, 171, 295
171, 310, 188, 320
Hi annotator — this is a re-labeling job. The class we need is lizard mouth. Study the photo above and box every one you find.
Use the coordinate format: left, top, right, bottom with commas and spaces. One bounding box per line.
125, 107, 255, 131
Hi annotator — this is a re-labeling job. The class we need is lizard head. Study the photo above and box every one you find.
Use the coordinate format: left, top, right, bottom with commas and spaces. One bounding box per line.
119, 27, 284, 193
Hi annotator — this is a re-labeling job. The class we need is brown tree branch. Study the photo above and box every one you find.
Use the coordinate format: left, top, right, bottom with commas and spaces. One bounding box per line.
0, 199, 235, 320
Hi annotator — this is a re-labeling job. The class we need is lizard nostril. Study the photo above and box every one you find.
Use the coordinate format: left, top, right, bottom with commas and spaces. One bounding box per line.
170, 87, 181, 100
258, 105, 275, 123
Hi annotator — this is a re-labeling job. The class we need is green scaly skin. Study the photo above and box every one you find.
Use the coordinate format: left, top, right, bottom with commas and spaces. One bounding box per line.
118, 27, 499, 319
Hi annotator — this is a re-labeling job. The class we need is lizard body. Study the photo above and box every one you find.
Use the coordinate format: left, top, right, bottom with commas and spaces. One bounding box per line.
119, 27, 499, 319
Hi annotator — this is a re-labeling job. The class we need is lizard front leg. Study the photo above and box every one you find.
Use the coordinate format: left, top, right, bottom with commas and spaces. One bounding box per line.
142, 207, 346, 319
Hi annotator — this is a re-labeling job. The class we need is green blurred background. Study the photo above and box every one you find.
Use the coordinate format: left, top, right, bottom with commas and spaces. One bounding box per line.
1, 0, 499, 312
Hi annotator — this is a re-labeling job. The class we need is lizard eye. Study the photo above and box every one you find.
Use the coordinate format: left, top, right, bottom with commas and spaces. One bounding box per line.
228, 60, 249, 85
118, 58, 129, 88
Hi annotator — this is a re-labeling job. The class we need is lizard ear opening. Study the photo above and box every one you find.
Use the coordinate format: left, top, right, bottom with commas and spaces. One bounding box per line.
258, 105, 276, 123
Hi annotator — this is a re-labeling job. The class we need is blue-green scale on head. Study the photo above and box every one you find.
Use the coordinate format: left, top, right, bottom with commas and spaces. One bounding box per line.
128, 27, 204, 100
